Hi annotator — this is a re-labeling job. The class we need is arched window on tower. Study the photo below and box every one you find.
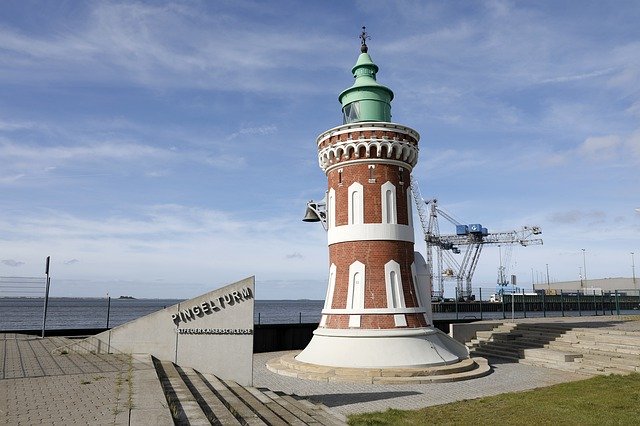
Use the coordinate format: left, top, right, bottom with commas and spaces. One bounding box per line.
348, 182, 364, 225
347, 261, 365, 327
320, 263, 338, 327
385, 260, 407, 327
381, 181, 397, 224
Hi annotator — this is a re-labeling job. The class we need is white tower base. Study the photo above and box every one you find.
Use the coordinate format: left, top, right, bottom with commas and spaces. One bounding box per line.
295, 327, 470, 368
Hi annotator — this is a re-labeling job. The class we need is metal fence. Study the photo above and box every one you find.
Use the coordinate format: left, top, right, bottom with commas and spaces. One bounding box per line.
2, 285, 639, 332
0, 276, 49, 335
432, 287, 640, 321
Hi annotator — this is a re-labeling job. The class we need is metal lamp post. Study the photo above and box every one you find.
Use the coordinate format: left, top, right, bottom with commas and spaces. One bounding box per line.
632, 252, 636, 291
582, 249, 587, 289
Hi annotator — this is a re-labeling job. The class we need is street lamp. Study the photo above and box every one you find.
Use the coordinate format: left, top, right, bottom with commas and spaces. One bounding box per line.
546, 263, 550, 291
632, 252, 637, 291
581, 249, 587, 289
579, 266, 583, 288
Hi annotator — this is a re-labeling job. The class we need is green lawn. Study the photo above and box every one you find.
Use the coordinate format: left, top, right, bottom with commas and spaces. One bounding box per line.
348, 373, 640, 425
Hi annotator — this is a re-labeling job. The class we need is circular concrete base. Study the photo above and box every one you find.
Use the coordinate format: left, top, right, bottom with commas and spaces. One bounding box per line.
295, 326, 471, 368
266, 352, 491, 384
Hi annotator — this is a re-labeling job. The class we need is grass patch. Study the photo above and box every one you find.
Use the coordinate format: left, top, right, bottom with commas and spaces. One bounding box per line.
349, 373, 640, 425
80, 380, 92, 385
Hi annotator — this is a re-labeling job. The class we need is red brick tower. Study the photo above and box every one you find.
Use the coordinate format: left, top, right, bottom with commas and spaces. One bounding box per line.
296, 30, 469, 368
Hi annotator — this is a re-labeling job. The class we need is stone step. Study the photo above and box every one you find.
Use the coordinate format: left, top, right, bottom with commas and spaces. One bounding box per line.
580, 353, 640, 368
475, 340, 546, 353
372, 358, 492, 384
470, 347, 520, 361
570, 328, 640, 338
245, 387, 308, 426
553, 340, 640, 355
201, 373, 267, 426
153, 359, 211, 425
508, 323, 573, 332
290, 396, 349, 426
178, 367, 241, 425
221, 378, 289, 426
279, 393, 346, 426
576, 357, 639, 372
564, 332, 640, 347
547, 341, 640, 361
475, 331, 520, 340
518, 358, 583, 373
509, 330, 567, 340
262, 390, 320, 425
154, 357, 346, 425
521, 348, 582, 363
473, 341, 520, 355
573, 361, 631, 376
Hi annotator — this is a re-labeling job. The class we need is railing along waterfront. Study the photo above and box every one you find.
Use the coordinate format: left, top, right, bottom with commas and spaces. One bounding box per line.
1, 287, 639, 332
431, 287, 640, 320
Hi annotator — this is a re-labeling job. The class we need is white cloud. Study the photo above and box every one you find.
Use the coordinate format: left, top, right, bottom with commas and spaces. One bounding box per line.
0, 2, 346, 93
227, 125, 277, 141
1, 259, 25, 267
578, 135, 622, 160
0, 204, 328, 297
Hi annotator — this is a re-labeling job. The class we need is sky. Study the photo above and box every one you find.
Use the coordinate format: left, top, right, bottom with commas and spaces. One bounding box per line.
0, 0, 638, 299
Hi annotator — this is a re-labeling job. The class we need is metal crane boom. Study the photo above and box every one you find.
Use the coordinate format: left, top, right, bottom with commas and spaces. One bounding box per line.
410, 175, 543, 300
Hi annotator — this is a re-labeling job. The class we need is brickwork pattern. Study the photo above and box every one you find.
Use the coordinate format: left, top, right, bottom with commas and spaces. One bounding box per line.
329, 163, 410, 226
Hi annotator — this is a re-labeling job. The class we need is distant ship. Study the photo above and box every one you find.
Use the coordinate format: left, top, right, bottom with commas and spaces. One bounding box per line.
118, 295, 136, 300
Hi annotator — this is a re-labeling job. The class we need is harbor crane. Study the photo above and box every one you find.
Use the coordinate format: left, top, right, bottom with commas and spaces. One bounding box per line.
410, 177, 543, 300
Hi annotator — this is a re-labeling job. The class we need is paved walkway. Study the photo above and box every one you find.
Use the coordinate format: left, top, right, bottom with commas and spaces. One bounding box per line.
0, 334, 157, 425
252, 315, 640, 415
2, 315, 638, 424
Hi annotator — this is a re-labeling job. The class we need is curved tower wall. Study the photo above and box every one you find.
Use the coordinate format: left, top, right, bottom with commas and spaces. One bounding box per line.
295, 42, 469, 368
317, 123, 429, 330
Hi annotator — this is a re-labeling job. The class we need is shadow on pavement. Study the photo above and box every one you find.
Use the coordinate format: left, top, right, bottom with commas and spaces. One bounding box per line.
307, 391, 421, 407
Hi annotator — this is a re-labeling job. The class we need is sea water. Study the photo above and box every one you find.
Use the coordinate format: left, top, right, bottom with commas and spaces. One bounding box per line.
0, 298, 325, 330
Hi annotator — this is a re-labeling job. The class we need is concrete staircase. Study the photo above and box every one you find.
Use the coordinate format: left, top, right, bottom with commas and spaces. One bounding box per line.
153, 357, 347, 425
467, 322, 640, 376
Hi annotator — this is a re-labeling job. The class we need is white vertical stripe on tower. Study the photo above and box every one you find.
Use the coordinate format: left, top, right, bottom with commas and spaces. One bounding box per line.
328, 188, 336, 229
347, 261, 365, 327
385, 260, 407, 327
381, 181, 397, 224
348, 182, 364, 225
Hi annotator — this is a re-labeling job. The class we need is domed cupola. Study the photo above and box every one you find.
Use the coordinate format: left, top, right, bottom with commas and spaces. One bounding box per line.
338, 27, 394, 124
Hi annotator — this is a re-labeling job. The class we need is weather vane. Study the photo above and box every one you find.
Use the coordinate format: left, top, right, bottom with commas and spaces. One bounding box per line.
360, 26, 370, 53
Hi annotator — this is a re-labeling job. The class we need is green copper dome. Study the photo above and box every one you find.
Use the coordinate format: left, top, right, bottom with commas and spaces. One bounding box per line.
338, 38, 394, 124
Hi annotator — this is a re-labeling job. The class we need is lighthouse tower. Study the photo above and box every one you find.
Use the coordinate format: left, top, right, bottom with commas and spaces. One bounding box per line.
296, 31, 469, 368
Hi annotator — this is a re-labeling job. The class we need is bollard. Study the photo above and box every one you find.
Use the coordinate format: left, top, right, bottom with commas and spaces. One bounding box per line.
299, 312, 302, 323
258, 312, 261, 325
542, 291, 546, 318
594, 292, 597, 316
479, 288, 483, 320
560, 290, 565, 317
615, 290, 620, 316
522, 289, 527, 318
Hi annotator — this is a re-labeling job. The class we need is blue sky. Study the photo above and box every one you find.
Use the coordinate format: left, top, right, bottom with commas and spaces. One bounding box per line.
0, 1, 638, 299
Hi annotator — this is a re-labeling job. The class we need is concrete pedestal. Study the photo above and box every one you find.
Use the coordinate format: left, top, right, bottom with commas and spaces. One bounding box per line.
295, 326, 469, 368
